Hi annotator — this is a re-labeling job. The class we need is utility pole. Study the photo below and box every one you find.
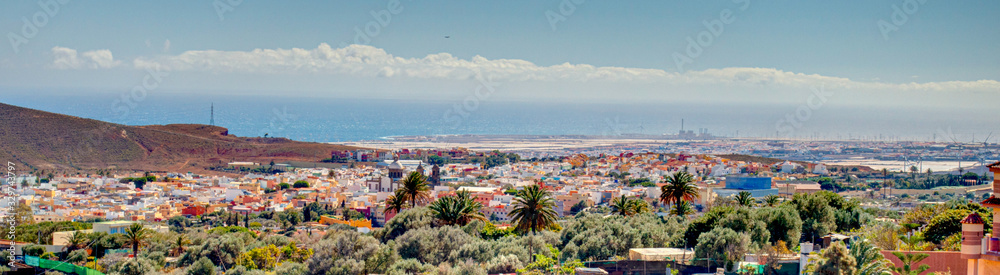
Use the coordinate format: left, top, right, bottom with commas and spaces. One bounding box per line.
210, 103, 214, 126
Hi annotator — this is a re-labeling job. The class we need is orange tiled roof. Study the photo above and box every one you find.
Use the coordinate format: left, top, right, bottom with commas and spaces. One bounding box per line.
981, 196, 1000, 207
961, 212, 985, 224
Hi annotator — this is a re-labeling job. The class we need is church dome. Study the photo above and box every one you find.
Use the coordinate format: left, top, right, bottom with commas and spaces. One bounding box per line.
389, 160, 404, 170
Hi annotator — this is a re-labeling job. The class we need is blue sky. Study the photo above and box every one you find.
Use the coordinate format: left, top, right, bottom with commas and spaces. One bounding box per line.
1, 0, 998, 107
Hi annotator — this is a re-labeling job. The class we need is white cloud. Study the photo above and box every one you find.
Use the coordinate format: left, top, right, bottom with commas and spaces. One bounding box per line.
51, 46, 121, 69
130, 44, 1000, 93
51, 47, 81, 69
133, 43, 669, 82
163, 39, 171, 53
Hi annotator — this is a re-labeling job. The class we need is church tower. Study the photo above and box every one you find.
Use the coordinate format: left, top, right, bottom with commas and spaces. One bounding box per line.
431, 164, 441, 185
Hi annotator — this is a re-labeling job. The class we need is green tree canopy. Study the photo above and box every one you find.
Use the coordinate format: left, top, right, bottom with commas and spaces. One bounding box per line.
790, 192, 836, 243
695, 227, 750, 272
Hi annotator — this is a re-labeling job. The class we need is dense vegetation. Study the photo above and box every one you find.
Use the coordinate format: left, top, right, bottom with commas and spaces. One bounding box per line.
17, 176, 980, 274
812, 169, 992, 192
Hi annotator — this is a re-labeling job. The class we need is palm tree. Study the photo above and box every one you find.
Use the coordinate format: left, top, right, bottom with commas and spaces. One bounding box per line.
429, 196, 459, 225
627, 197, 650, 215
384, 189, 407, 215
611, 195, 634, 216
850, 239, 893, 275
429, 190, 487, 226
763, 194, 780, 207
171, 235, 189, 257
611, 195, 650, 216
898, 234, 932, 251
670, 200, 694, 216
62, 231, 89, 253
660, 171, 699, 207
890, 252, 930, 275
124, 223, 149, 258
734, 191, 755, 207
399, 171, 432, 208
510, 185, 558, 234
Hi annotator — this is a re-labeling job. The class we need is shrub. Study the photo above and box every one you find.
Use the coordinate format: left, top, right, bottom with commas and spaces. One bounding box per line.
924, 209, 970, 244
305, 231, 381, 275
486, 254, 524, 274
168, 216, 192, 233
262, 234, 291, 247
387, 259, 434, 275
366, 240, 400, 274
695, 227, 750, 271
224, 265, 266, 275
39, 252, 57, 260
452, 259, 487, 275
293, 180, 310, 188
814, 242, 857, 275
0, 251, 9, 266
560, 212, 683, 261
65, 249, 89, 263
395, 226, 476, 266
144, 251, 166, 268
718, 207, 770, 249
22, 244, 45, 256
681, 206, 732, 248
790, 193, 836, 243
98, 253, 127, 271
179, 233, 246, 270
381, 207, 435, 241
274, 262, 308, 275
186, 257, 216, 275
109, 257, 157, 275
237, 244, 279, 270
756, 205, 803, 246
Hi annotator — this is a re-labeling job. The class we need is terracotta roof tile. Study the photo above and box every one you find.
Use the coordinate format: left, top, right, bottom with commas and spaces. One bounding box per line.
981, 196, 1000, 207
962, 212, 985, 224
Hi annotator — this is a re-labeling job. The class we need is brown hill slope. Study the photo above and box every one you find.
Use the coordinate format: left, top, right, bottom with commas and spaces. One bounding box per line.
0, 102, 361, 174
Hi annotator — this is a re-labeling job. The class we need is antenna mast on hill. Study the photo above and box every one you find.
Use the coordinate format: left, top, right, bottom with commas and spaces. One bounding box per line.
210, 103, 215, 126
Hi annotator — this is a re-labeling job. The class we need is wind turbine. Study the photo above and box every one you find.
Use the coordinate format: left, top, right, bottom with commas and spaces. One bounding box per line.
945, 133, 962, 174
979, 132, 994, 167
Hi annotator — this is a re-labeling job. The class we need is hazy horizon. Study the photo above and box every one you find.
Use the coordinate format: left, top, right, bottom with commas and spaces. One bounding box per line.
2, 1, 998, 142
3, 89, 994, 143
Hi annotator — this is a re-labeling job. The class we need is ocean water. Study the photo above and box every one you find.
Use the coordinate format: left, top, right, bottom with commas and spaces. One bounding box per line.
1, 90, 995, 143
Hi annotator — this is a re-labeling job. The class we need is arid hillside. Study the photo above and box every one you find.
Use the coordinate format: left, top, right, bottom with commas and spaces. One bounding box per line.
0, 102, 362, 174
